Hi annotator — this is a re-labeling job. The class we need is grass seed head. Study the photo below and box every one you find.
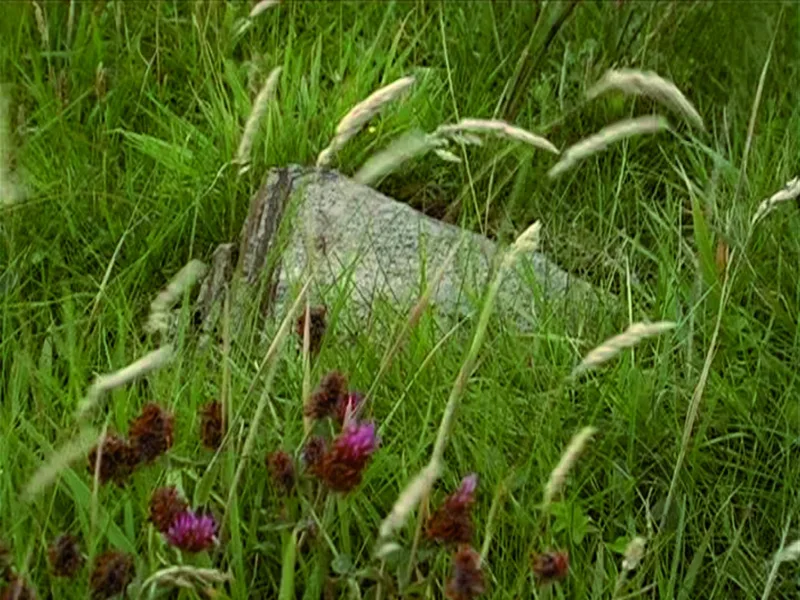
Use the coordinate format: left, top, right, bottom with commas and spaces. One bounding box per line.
317, 75, 416, 167
235, 66, 282, 173
622, 536, 647, 571
548, 116, 669, 178
751, 176, 800, 226
588, 69, 704, 130
379, 461, 441, 540
543, 426, 597, 507
573, 321, 676, 375
436, 118, 559, 154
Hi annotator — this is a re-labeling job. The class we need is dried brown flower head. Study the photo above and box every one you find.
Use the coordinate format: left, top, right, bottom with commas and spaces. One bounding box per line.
87, 433, 137, 485
305, 371, 348, 420
445, 545, 485, 600
296, 305, 327, 356
47, 534, 84, 578
89, 551, 134, 600
426, 474, 478, 545
531, 550, 569, 584
302, 436, 326, 471
267, 450, 296, 494
0, 576, 35, 600
128, 403, 174, 464
149, 486, 189, 534
199, 401, 224, 450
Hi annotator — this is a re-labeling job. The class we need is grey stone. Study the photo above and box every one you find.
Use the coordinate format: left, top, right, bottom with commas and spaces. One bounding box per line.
195, 165, 605, 334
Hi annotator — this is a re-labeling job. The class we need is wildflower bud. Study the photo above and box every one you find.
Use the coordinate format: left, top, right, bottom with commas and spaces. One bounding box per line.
87, 433, 137, 486
302, 436, 326, 471
305, 371, 348, 420
89, 551, 134, 600
315, 421, 379, 492
149, 486, 189, 534
47, 534, 84, 578
267, 450, 296, 494
296, 305, 327, 356
128, 403, 174, 464
426, 474, 478, 545
199, 401, 224, 450
531, 550, 569, 584
445, 545, 485, 600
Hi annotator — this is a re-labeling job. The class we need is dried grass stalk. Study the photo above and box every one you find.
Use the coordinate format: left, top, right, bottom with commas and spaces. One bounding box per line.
316, 75, 416, 167
574, 321, 675, 375
235, 66, 282, 174
379, 462, 442, 540
22, 427, 99, 500
436, 118, 559, 154
145, 260, 208, 334
548, 116, 669, 178
751, 176, 800, 226
77, 345, 175, 419
354, 130, 442, 185
543, 426, 597, 507
588, 69, 704, 130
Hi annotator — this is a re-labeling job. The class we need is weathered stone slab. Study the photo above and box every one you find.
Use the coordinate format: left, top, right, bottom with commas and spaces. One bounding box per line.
195, 165, 604, 334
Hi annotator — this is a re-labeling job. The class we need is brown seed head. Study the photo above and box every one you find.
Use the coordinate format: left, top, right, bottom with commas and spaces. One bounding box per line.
267, 450, 296, 494
47, 534, 84, 578
305, 371, 347, 420
89, 551, 134, 600
128, 403, 174, 464
296, 305, 327, 356
87, 433, 137, 485
426, 475, 478, 545
149, 486, 189, 534
199, 401, 224, 450
302, 436, 326, 471
445, 545, 485, 600
531, 550, 569, 584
